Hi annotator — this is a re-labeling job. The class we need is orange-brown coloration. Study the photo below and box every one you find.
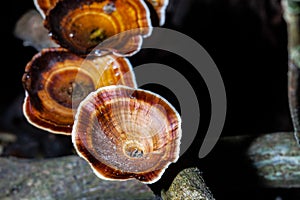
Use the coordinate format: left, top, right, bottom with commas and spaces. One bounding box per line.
44, 0, 152, 56
72, 85, 182, 183
34, 0, 59, 18
146, 0, 168, 26
22, 47, 137, 135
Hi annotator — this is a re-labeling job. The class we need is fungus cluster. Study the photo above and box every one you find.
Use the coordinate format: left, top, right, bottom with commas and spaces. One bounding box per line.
22, 0, 181, 184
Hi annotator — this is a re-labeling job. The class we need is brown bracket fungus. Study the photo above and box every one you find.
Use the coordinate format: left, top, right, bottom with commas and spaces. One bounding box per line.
146, 0, 169, 26
34, 0, 59, 18
22, 47, 137, 135
72, 85, 182, 184
43, 0, 152, 56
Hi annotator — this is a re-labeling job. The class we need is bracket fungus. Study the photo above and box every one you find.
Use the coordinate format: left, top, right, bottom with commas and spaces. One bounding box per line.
43, 0, 152, 56
34, 0, 59, 18
22, 47, 137, 135
72, 85, 182, 183
146, 0, 169, 26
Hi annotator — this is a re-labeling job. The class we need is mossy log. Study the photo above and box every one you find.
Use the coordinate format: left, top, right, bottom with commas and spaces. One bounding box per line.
4, 133, 300, 199
247, 132, 300, 188
0, 154, 215, 199
0, 155, 156, 200
161, 167, 215, 200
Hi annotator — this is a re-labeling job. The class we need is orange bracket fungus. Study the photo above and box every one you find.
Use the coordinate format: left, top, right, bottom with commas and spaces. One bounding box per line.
43, 0, 152, 56
34, 0, 59, 18
22, 47, 137, 135
146, 0, 169, 26
72, 85, 182, 183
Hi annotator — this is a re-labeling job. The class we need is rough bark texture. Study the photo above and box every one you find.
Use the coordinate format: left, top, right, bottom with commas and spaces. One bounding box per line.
288, 59, 300, 143
284, 0, 300, 143
0, 155, 156, 200
247, 131, 300, 188
161, 167, 215, 200
0, 155, 215, 199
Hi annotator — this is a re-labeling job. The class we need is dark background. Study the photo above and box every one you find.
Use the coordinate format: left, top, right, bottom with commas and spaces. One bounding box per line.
0, 0, 297, 199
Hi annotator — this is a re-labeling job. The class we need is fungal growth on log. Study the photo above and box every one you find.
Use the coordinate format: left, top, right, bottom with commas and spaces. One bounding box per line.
20, 0, 181, 186
34, 0, 59, 18
72, 85, 182, 183
146, 0, 169, 26
22, 47, 136, 135
43, 0, 153, 56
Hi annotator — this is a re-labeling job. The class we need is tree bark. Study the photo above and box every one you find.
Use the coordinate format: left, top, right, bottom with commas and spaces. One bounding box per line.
247, 131, 300, 188
0, 155, 155, 200
0, 154, 216, 199
161, 167, 215, 200
283, 0, 300, 143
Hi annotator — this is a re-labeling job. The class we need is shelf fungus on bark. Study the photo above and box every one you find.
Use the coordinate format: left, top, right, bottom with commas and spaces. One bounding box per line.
146, 0, 169, 26
43, 0, 152, 56
33, 0, 59, 18
72, 85, 182, 183
22, 47, 137, 135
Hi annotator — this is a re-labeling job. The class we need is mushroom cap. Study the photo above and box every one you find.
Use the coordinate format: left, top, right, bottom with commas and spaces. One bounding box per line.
72, 85, 182, 183
22, 47, 137, 135
146, 0, 169, 26
33, 0, 59, 18
44, 0, 152, 56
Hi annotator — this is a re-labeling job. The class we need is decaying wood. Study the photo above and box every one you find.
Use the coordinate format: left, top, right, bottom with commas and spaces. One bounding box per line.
161, 167, 215, 200
0, 154, 215, 199
0, 155, 156, 200
247, 131, 300, 188
3, 131, 300, 199
0, 155, 213, 200
283, 0, 300, 143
